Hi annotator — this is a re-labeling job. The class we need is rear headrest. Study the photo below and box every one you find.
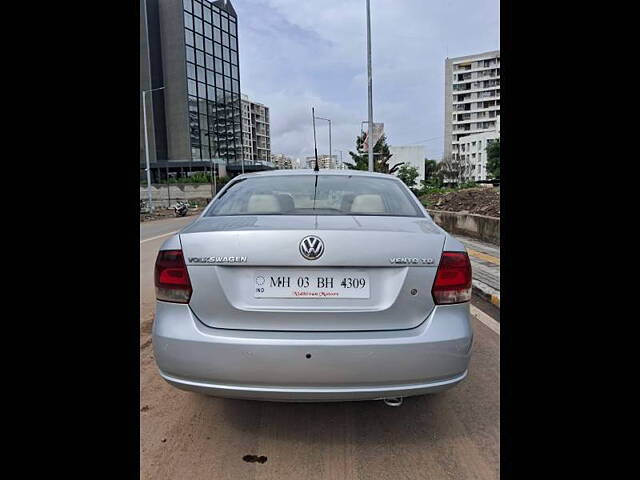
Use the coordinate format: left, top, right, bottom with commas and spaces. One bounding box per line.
247, 194, 281, 213
340, 193, 356, 212
350, 194, 385, 214
276, 194, 295, 212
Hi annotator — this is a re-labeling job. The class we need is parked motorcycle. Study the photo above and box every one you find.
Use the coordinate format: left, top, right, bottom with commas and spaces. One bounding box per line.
174, 201, 189, 217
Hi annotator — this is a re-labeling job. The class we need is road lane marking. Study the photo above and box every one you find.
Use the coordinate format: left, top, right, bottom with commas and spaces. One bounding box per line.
490, 294, 500, 308
470, 304, 500, 336
140, 230, 179, 245
467, 248, 500, 265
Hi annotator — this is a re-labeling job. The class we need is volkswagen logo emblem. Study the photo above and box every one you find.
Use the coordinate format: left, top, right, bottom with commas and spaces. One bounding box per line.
299, 235, 324, 260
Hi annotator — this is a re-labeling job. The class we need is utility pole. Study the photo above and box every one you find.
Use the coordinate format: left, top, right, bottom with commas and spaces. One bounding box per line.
366, 0, 374, 172
142, 86, 165, 212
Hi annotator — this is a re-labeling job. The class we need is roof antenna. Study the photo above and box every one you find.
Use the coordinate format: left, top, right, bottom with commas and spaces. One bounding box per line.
312, 107, 320, 172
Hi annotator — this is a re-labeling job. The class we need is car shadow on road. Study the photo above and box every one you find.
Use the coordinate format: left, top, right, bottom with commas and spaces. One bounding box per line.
189, 391, 463, 448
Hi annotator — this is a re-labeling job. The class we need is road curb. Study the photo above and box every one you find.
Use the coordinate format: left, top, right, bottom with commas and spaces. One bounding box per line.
472, 281, 500, 309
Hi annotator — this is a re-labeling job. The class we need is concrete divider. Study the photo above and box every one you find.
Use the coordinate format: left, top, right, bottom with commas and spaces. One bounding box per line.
140, 184, 219, 208
427, 209, 500, 246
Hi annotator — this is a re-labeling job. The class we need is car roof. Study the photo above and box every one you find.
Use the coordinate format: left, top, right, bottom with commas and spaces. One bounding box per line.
233, 169, 400, 180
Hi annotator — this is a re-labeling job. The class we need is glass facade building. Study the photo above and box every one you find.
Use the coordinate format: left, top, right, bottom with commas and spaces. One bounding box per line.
142, 0, 273, 182
183, 0, 243, 167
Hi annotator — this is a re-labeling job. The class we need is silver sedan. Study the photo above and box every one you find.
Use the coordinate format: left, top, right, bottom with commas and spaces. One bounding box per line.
152, 170, 473, 403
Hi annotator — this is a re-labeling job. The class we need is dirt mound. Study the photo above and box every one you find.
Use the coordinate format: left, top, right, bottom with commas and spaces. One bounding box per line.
420, 187, 500, 217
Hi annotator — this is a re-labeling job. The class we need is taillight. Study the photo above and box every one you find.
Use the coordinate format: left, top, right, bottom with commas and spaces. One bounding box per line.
432, 251, 472, 305
154, 250, 192, 303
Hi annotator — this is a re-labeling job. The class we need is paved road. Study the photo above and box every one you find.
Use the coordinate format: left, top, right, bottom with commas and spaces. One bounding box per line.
140, 216, 500, 480
140, 214, 200, 242
457, 236, 500, 309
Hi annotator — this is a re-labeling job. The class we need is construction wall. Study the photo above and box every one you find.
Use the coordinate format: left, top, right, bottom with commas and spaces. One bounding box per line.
140, 184, 218, 207
428, 209, 500, 245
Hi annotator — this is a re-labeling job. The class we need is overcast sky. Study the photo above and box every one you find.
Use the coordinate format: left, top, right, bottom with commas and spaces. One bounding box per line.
233, 0, 499, 162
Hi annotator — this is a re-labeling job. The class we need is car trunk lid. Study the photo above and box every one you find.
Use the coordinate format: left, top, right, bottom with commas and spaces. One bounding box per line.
180, 215, 445, 331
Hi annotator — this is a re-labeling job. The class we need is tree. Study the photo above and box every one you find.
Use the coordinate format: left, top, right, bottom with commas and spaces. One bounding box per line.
424, 158, 437, 182
420, 158, 440, 188
434, 156, 461, 186
486, 139, 500, 179
345, 133, 403, 174
396, 164, 420, 189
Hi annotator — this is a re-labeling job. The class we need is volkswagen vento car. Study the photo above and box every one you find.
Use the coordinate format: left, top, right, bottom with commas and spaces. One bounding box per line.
152, 169, 473, 403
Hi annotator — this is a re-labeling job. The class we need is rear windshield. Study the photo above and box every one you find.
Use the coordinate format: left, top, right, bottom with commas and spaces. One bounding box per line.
206, 175, 424, 217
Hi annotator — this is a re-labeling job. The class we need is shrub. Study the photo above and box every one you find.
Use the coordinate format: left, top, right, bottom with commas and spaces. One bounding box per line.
396, 165, 420, 188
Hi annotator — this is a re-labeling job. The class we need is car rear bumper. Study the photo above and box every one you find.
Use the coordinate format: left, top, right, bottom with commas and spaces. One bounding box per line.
158, 369, 468, 402
152, 301, 473, 402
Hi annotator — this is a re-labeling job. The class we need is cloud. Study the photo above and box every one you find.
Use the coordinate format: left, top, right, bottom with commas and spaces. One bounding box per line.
233, 0, 499, 161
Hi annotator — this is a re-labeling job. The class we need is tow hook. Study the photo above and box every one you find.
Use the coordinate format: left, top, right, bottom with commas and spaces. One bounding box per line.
383, 397, 403, 407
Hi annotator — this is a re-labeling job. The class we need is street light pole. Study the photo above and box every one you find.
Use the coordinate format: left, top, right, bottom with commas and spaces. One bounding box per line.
210, 157, 214, 198
142, 86, 165, 212
314, 116, 332, 168
205, 134, 219, 199
366, 0, 374, 172
166, 165, 171, 208
328, 119, 332, 165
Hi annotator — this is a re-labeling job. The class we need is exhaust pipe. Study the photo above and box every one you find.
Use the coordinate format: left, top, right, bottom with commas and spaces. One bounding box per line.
382, 397, 403, 407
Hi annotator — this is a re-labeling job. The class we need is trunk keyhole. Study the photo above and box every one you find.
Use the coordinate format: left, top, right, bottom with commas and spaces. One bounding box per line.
305, 353, 312, 359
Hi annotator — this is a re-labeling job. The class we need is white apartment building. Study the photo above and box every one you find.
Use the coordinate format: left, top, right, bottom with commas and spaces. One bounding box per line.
271, 153, 294, 169
457, 117, 500, 182
305, 155, 338, 169
241, 95, 271, 164
388, 145, 426, 185
444, 50, 500, 180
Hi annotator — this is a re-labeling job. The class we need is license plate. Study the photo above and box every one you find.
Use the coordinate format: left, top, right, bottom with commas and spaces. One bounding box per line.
254, 270, 370, 299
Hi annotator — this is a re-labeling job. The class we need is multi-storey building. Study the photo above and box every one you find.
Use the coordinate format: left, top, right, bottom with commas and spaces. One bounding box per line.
305, 155, 338, 169
271, 153, 294, 169
444, 50, 500, 181
141, 0, 273, 182
457, 117, 500, 182
241, 95, 271, 163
